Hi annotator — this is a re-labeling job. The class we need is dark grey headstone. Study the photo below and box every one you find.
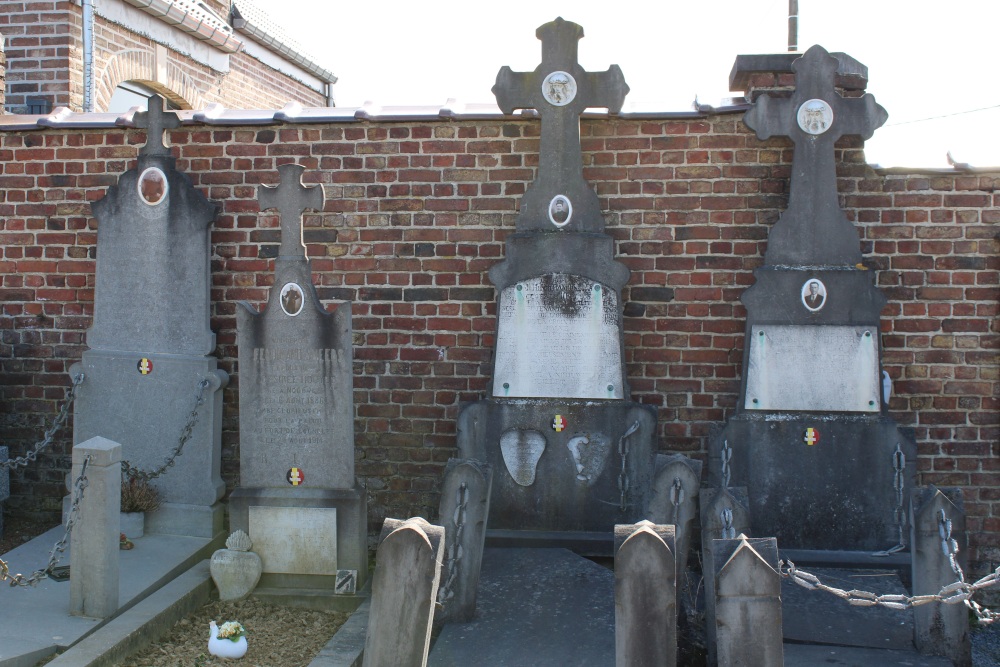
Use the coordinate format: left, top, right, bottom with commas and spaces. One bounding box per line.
457, 19, 658, 537
71, 95, 227, 539
0, 446, 8, 539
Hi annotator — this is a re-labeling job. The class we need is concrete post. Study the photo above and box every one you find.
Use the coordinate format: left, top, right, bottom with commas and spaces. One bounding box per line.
614, 520, 676, 667
69, 436, 121, 619
712, 534, 782, 667
911, 486, 971, 666
700, 486, 750, 666
647, 454, 702, 607
436, 458, 493, 624
364, 517, 445, 667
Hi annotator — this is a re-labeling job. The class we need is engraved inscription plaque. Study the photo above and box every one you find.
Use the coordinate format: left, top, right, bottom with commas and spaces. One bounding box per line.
492, 274, 624, 399
249, 506, 337, 574
744, 325, 880, 412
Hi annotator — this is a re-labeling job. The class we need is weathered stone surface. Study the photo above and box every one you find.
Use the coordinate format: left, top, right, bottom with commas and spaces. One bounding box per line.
700, 485, 749, 666
0, 445, 8, 539
436, 459, 493, 624
712, 535, 782, 667
69, 436, 121, 620
429, 548, 614, 666
709, 414, 915, 551
249, 506, 337, 575
911, 486, 971, 666
458, 400, 655, 532
364, 517, 444, 667
210, 546, 263, 601
647, 454, 701, 583
614, 521, 676, 667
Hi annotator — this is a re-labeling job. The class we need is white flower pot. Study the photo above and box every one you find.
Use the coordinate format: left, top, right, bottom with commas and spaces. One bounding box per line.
210, 634, 248, 659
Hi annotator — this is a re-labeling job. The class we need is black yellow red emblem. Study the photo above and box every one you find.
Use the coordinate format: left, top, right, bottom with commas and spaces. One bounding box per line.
804, 428, 819, 446
137, 358, 153, 375
552, 415, 567, 432
286, 467, 304, 486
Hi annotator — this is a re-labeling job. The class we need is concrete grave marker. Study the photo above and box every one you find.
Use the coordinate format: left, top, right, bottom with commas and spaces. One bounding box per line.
700, 485, 750, 666
614, 521, 677, 667
708, 47, 916, 550
647, 454, 702, 587
71, 95, 228, 539
229, 163, 367, 590
458, 18, 658, 535
365, 517, 445, 667
0, 446, 8, 539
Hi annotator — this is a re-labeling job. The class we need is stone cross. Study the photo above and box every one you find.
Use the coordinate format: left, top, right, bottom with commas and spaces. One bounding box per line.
132, 94, 180, 157
493, 17, 629, 233
744, 45, 887, 266
258, 163, 324, 261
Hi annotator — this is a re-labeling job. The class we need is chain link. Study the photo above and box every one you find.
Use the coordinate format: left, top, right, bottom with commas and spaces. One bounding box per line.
721, 507, 736, 539
1, 373, 84, 471
873, 443, 907, 557
669, 476, 685, 526
120, 378, 210, 482
1, 455, 91, 587
437, 481, 469, 605
720, 439, 732, 489
617, 421, 639, 512
782, 514, 1000, 625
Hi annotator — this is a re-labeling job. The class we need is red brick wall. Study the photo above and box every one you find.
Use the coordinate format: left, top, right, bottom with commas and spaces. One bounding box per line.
1, 1, 324, 113
0, 114, 997, 581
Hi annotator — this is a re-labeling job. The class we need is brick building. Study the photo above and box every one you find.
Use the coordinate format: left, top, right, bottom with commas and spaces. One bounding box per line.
0, 0, 335, 114
0, 62, 996, 585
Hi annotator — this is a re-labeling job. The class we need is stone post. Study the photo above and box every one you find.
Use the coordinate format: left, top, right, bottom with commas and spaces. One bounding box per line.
0, 445, 9, 539
700, 486, 750, 666
69, 436, 122, 619
614, 521, 676, 667
712, 534, 782, 667
436, 458, 493, 624
364, 517, 445, 667
647, 454, 702, 606
911, 486, 971, 666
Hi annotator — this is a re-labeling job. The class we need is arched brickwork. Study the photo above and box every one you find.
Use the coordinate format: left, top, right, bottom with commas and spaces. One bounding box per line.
94, 48, 205, 111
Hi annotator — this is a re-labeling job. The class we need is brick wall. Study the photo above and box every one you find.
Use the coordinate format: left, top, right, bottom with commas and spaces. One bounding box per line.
0, 114, 996, 581
1, 0, 324, 113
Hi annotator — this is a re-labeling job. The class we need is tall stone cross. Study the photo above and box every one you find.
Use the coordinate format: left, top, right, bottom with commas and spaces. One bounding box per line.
132, 95, 180, 157
744, 45, 887, 267
493, 17, 629, 234
258, 163, 325, 261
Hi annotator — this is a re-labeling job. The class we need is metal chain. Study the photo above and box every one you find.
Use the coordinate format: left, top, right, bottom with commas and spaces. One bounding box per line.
1, 373, 84, 471
617, 421, 639, 512
437, 481, 469, 605
874, 443, 907, 557
120, 378, 210, 482
781, 550, 1000, 624
1, 455, 91, 587
669, 477, 685, 526
721, 507, 736, 539
720, 439, 732, 489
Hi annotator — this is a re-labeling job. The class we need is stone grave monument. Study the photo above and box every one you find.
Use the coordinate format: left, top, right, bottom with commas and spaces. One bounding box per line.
457, 17, 657, 535
708, 46, 916, 551
228, 163, 367, 592
0, 446, 7, 538
70, 95, 228, 538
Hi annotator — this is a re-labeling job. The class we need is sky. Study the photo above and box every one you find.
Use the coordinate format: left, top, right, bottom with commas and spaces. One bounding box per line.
249, 0, 1000, 168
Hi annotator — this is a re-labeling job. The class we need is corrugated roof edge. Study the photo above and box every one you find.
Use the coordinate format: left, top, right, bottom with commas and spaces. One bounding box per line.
0, 101, 751, 131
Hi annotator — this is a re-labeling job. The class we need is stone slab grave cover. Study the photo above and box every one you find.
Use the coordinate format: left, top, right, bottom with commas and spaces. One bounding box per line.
457, 17, 658, 534
70, 95, 228, 538
707, 46, 916, 551
229, 163, 367, 590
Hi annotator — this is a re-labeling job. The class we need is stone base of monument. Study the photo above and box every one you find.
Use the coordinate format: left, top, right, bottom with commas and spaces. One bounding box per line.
457, 399, 656, 533
228, 485, 369, 595
708, 413, 917, 551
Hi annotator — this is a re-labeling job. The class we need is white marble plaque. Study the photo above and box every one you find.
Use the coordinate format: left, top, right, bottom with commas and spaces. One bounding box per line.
492, 274, 624, 399
249, 506, 337, 575
744, 325, 880, 412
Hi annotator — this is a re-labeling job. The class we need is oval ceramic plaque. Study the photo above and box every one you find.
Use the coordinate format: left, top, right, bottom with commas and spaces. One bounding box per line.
801, 278, 827, 312
542, 71, 577, 106
137, 167, 168, 206
797, 98, 834, 135
548, 194, 572, 227
279, 282, 304, 316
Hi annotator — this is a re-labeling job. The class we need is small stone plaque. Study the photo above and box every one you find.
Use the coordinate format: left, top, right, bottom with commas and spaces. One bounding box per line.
492, 275, 624, 399
797, 98, 834, 135
249, 506, 337, 575
744, 325, 880, 412
335, 569, 357, 595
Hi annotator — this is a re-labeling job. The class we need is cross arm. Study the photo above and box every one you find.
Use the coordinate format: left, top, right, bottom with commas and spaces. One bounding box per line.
581, 66, 630, 113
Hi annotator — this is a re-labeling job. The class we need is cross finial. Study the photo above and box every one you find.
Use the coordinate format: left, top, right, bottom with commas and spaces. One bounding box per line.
743, 45, 887, 266
493, 18, 629, 233
133, 95, 181, 157
258, 163, 325, 260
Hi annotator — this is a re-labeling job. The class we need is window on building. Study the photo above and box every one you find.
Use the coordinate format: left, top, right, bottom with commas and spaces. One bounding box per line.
107, 81, 183, 114
26, 97, 52, 114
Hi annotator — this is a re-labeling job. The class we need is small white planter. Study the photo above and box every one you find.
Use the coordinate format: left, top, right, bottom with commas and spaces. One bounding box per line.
120, 512, 144, 539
